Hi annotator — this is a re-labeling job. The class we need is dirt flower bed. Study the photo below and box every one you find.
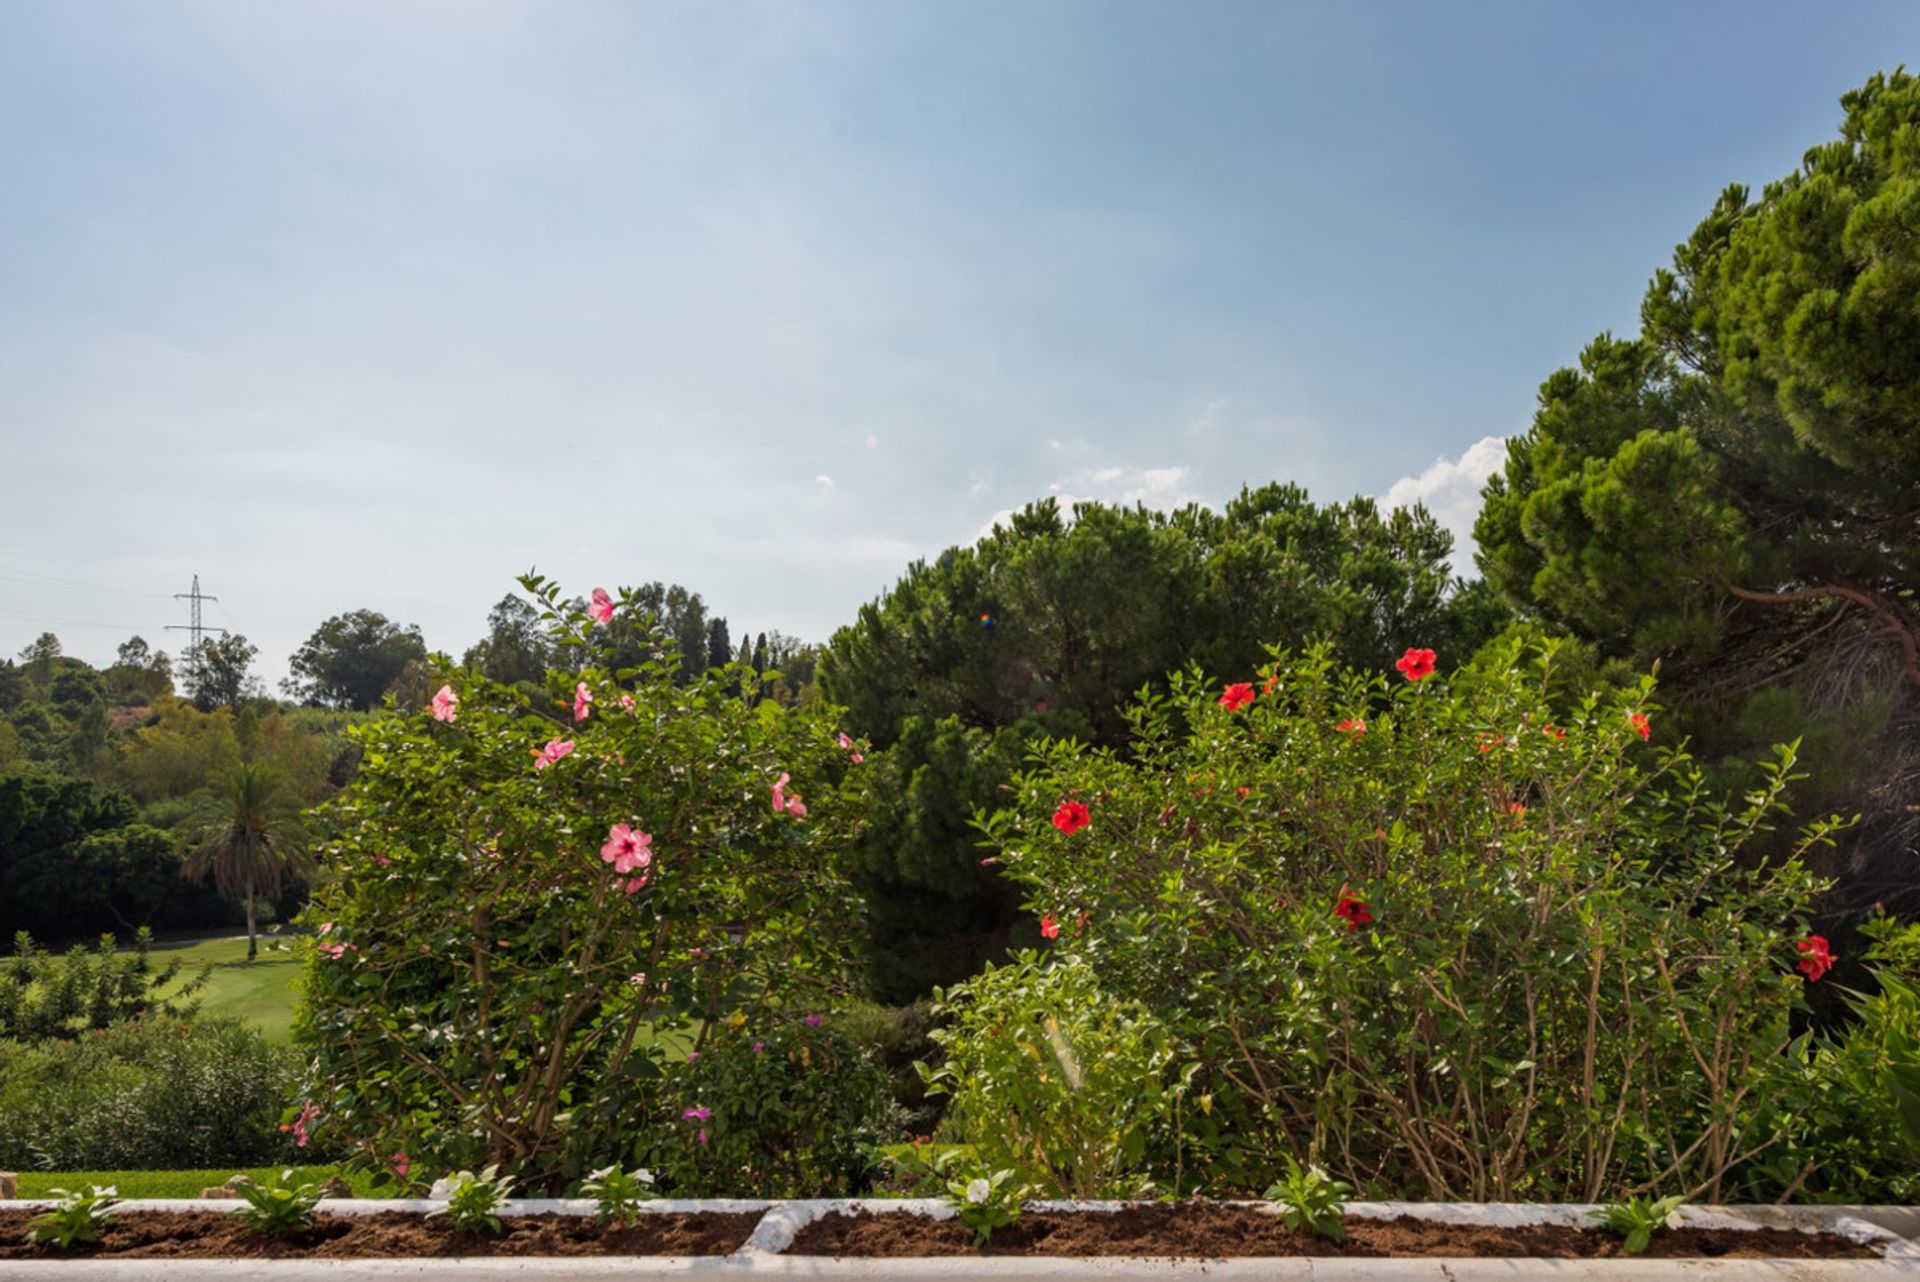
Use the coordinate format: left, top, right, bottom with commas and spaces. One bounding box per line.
788, 1204, 1882, 1260
0, 1209, 764, 1260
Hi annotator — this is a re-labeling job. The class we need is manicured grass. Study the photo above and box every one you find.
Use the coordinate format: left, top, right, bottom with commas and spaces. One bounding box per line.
14, 1166, 387, 1199
143, 934, 305, 1043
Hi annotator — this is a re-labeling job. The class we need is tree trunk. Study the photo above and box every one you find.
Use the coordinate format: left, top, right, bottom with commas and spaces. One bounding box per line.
244, 879, 258, 962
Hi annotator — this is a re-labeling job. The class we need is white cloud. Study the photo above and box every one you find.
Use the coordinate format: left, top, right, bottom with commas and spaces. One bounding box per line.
973, 464, 1205, 541
1184, 398, 1225, 436
1378, 435, 1508, 566
814, 474, 835, 487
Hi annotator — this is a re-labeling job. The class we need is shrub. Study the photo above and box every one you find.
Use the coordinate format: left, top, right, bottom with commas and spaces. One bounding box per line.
834, 999, 946, 1135
0, 928, 208, 1041
922, 952, 1194, 1198
1749, 916, 1920, 1202
643, 1014, 894, 1197
299, 578, 870, 1191
0, 1016, 301, 1170
979, 638, 1836, 1200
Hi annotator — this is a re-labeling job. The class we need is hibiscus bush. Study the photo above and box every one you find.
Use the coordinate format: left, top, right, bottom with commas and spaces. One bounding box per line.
297, 577, 869, 1191
978, 637, 1838, 1200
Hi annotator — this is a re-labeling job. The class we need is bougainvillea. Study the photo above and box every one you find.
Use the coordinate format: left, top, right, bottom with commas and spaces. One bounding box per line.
298, 576, 869, 1191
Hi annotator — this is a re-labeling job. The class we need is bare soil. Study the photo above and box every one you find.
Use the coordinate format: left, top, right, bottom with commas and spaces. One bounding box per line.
0, 1209, 763, 1259
788, 1204, 1880, 1259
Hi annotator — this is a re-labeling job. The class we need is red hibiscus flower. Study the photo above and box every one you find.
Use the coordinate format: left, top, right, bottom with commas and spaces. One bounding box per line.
1051, 800, 1091, 835
1040, 915, 1061, 939
1395, 648, 1437, 682
1543, 723, 1568, 741
1795, 935, 1834, 982
1333, 886, 1373, 931
1219, 681, 1256, 711
1627, 712, 1651, 740
1337, 718, 1366, 735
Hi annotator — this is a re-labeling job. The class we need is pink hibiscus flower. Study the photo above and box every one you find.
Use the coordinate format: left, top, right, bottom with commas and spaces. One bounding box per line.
533, 738, 575, 770
771, 772, 807, 818
574, 682, 593, 722
589, 588, 616, 625
430, 685, 459, 723
600, 823, 653, 874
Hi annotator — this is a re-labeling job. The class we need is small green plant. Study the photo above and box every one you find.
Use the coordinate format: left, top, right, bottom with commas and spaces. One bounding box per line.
947, 1166, 1028, 1247
1589, 1194, 1686, 1254
1264, 1157, 1351, 1240
230, 1169, 323, 1237
580, 1164, 655, 1225
428, 1165, 516, 1234
922, 952, 1192, 1198
24, 1184, 119, 1250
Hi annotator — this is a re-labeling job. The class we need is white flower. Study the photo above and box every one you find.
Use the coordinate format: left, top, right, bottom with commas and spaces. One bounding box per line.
634, 1169, 655, 1184
428, 1177, 458, 1199
587, 1166, 617, 1182
965, 1178, 990, 1204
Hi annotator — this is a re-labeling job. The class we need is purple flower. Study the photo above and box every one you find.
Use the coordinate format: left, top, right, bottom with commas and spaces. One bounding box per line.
682, 1106, 711, 1122
686, 1051, 700, 1062
697, 1128, 708, 1146
752, 1041, 765, 1053
804, 1014, 824, 1028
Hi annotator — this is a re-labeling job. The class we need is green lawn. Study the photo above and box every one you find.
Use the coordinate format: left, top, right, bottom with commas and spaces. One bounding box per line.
144, 934, 305, 1043
15, 1167, 386, 1199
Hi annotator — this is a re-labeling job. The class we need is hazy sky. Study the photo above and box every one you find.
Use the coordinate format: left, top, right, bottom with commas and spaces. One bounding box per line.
2, 2, 1914, 682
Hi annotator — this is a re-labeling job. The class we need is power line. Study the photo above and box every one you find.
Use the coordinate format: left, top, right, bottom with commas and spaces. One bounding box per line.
0, 563, 176, 599
0, 605, 153, 632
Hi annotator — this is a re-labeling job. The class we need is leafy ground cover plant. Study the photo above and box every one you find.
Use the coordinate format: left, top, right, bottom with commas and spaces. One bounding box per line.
921, 952, 1193, 1198
430, 1165, 515, 1234
980, 637, 1838, 1200
580, 1164, 654, 1224
1590, 1194, 1687, 1254
1265, 1157, 1351, 1240
299, 577, 870, 1190
230, 1169, 323, 1237
947, 1166, 1028, 1247
23, 1184, 118, 1250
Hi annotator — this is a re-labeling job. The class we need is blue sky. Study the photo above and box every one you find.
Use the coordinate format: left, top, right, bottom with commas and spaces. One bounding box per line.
2, 1, 1914, 681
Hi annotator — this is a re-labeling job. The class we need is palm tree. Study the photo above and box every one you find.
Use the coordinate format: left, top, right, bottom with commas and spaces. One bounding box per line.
182, 761, 313, 961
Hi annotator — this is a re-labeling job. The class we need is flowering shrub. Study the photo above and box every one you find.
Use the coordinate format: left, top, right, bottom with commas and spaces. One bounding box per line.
922, 952, 1195, 1198
641, 1014, 893, 1196
979, 638, 1837, 1200
1748, 916, 1920, 1201
299, 578, 868, 1190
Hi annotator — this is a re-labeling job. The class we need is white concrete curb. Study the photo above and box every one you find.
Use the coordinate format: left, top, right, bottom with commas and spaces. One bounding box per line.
1, 1198, 1913, 1278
